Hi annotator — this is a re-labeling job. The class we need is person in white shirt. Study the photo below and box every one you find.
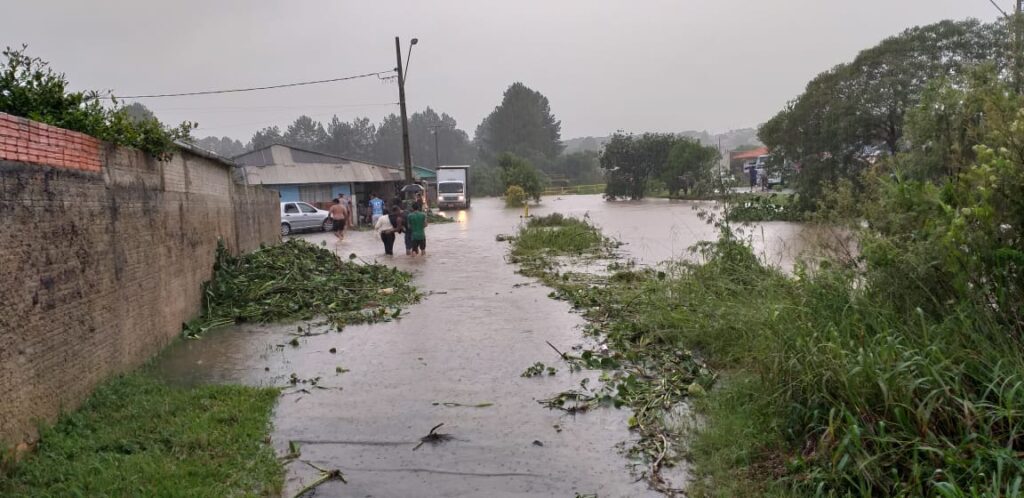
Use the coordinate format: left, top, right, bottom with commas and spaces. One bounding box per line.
374, 206, 402, 256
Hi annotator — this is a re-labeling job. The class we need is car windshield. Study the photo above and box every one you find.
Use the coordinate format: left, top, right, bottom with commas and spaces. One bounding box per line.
438, 182, 463, 194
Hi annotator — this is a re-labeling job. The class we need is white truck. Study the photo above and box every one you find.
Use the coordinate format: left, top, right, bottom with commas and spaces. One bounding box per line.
436, 165, 471, 209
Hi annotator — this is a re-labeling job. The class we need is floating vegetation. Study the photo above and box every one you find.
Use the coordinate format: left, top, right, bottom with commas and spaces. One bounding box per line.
520, 362, 557, 377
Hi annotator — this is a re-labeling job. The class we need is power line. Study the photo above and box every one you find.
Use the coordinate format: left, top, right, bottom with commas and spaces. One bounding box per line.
110, 69, 396, 99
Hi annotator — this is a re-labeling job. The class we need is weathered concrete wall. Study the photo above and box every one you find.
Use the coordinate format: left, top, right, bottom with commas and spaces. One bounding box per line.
0, 112, 280, 447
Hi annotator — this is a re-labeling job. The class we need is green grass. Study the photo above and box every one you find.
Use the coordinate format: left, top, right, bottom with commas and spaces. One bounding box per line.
510, 214, 608, 257
508, 214, 1024, 497
0, 374, 282, 498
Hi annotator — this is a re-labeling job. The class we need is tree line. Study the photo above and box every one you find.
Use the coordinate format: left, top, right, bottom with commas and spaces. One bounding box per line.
187, 81, 603, 199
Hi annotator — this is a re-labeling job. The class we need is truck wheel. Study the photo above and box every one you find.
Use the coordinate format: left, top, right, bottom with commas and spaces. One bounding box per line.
281, 223, 292, 236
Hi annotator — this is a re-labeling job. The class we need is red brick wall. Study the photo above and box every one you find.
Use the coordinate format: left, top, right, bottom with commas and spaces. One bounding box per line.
0, 113, 281, 449
0, 113, 102, 172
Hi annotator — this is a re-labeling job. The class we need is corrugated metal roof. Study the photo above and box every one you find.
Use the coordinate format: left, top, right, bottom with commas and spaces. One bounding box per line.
235, 144, 402, 185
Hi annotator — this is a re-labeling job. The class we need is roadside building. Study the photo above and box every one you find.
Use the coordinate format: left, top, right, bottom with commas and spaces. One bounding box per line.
729, 146, 770, 176
233, 144, 426, 222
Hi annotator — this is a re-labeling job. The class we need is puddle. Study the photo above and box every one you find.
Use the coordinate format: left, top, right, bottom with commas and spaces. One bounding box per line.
152, 195, 810, 497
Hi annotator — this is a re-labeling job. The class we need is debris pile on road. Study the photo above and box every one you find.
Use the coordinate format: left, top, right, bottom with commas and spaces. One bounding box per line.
184, 239, 419, 337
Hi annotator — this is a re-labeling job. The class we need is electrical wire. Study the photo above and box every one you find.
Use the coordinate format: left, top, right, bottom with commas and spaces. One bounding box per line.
110, 69, 396, 99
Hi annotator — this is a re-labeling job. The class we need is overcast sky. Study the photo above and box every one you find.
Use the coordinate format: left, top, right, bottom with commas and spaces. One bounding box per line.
1, 0, 1004, 142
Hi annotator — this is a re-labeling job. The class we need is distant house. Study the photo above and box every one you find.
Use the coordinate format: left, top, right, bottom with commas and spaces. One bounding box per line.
729, 146, 770, 175
233, 144, 437, 219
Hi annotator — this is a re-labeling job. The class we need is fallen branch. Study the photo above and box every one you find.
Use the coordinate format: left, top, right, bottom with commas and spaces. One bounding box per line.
413, 423, 453, 451
291, 460, 346, 498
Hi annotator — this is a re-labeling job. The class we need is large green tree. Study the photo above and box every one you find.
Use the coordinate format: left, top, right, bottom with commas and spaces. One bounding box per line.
474, 82, 563, 165
282, 115, 328, 151
661, 138, 721, 197
324, 116, 376, 160
408, 107, 475, 167
248, 126, 283, 150
600, 132, 677, 200
759, 19, 1009, 208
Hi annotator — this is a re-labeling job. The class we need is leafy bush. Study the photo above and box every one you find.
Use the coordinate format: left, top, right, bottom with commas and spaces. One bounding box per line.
0, 45, 194, 159
724, 193, 803, 222
504, 185, 527, 207
498, 153, 545, 201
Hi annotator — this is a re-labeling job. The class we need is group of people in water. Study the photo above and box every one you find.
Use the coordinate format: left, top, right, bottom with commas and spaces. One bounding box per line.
327, 192, 429, 257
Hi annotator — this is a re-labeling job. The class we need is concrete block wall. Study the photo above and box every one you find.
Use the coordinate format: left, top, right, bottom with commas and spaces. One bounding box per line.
0, 112, 280, 448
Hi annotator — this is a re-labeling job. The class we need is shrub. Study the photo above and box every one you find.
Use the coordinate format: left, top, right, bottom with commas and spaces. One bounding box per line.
0, 45, 195, 159
504, 185, 527, 207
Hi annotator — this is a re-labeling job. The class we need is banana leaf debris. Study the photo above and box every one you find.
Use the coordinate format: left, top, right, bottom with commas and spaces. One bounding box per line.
183, 239, 420, 338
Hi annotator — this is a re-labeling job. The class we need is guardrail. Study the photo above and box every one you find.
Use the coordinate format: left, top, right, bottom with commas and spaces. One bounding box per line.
541, 184, 606, 196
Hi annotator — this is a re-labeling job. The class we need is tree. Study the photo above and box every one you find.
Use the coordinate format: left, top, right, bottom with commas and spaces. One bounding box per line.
759, 19, 1009, 208
0, 45, 193, 159
283, 115, 328, 150
122, 102, 156, 123
498, 153, 545, 202
372, 114, 404, 165
191, 136, 248, 158
475, 82, 563, 164
409, 107, 475, 167
248, 126, 283, 150
556, 150, 604, 185
324, 116, 375, 160
661, 138, 721, 197
600, 132, 677, 200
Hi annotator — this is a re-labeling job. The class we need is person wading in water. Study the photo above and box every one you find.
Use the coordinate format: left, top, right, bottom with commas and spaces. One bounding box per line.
328, 197, 348, 242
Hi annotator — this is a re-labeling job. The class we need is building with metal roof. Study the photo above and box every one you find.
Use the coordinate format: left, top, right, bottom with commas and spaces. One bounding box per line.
232, 144, 432, 220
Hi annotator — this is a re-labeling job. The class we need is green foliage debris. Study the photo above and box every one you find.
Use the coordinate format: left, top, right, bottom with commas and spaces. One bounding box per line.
184, 239, 419, 338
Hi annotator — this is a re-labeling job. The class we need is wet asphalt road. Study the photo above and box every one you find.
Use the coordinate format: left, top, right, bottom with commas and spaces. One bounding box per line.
153, 195, 808, 497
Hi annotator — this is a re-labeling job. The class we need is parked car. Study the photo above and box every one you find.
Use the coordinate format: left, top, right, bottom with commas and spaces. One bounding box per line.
280, 202, 332, 236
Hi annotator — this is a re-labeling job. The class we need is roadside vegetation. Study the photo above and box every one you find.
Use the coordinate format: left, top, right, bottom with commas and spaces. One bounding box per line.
508, 65, 1024, 496
184, 239, 419, 337
0, 374, 281, 497
0, 46, 194, 159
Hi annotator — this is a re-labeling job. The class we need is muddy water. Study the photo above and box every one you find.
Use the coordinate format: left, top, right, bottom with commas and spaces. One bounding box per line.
152, 195, 810, 497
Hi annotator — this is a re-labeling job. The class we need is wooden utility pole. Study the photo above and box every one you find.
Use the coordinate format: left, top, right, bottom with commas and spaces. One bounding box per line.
1017, 0, 1023, 94
395, 37, 413, 183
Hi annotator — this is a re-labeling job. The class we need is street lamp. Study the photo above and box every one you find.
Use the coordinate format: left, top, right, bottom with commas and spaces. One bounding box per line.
395, 36, 418, 183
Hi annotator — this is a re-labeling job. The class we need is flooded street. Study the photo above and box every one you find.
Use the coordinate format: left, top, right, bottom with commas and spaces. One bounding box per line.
152, 195, 810, 497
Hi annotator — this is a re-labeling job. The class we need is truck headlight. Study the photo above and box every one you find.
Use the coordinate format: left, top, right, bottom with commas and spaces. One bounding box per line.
457, 195, 464, 201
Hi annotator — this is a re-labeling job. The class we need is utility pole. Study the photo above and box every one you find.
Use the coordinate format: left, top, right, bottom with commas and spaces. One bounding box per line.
1017, 0, 1023, 94
395, 37, 413, 183
430, 125, 441, 168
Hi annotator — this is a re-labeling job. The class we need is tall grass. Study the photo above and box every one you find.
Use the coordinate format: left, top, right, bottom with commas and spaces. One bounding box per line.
631, 230, 1024, 496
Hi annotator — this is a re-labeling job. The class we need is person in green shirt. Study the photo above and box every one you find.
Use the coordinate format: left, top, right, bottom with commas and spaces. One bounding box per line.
406, 202, 428, 256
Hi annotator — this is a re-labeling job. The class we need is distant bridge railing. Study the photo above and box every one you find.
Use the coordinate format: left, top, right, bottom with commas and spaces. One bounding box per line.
541, 184, 606, 196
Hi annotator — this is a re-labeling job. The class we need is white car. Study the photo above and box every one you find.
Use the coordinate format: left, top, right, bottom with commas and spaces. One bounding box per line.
280, 202, 332, 236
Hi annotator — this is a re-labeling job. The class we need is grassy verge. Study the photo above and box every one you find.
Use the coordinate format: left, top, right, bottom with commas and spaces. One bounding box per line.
0, 374, 281, 497
508, 213, 1024, 497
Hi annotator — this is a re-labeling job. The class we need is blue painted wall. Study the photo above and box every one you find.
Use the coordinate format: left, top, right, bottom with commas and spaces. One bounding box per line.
266, 185, 299, 202
262, 184, 351, 203
331, 184, 352, 198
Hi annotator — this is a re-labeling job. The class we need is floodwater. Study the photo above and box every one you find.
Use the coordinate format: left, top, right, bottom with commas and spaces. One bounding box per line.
151, 195, 811, 497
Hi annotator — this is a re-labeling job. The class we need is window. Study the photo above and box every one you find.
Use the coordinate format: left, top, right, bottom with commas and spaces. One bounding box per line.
438, 182, 463, 194
298, 203, 317, 213
283, 203, 299, 214
299, 185, 332, 204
